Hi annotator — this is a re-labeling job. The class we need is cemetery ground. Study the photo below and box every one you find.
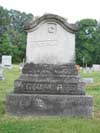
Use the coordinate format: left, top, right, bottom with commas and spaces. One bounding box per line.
0, 65, 100, 133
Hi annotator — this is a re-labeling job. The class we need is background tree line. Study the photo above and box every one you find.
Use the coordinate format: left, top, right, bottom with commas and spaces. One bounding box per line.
0, 6, 33, 63
0, 6, 100, 65
76, 19, 100, 66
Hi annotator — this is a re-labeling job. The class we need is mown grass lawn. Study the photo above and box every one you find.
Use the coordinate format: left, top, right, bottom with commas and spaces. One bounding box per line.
0, 65, 100, 133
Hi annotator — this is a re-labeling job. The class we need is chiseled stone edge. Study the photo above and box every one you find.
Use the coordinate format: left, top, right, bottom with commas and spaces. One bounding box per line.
6, 93, 93, 117
22, 63, 78, 75
14, 80, 86, 95
24, 14, 79, 33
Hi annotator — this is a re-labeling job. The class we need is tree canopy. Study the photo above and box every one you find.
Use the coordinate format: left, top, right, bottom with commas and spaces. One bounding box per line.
0, 6, 33, 63
0, 6, 100, 65
76, 19, 100, 66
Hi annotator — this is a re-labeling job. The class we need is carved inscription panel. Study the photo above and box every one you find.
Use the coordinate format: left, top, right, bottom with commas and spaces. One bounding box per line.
15, 82, 77, 94
29, 40, 57, 47
48, 23, 57, 33
26, 22, 75, 64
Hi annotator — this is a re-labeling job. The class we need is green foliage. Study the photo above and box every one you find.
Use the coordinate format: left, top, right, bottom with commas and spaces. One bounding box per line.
0, 6, 33, 63
0, 6, 10, 35
0, 5, 100, 64
76, 19, 100, 65
0, 117, 100, 133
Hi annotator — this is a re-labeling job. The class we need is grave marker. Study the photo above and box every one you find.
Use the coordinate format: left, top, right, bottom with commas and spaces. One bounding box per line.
2, 55, 12, 68
6, 14, 93, 117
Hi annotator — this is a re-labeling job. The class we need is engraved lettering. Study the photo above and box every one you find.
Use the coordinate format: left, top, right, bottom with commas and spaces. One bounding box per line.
28, 40, 57, 47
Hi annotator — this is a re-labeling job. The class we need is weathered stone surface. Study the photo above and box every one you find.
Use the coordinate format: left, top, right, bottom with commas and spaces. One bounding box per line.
14, 80, 85, 95
25, 14, 76, 64
24, 14, 78, 33
5, 14, 94, 117
6, 94, 93, 117
13, 63, 85, 95
2, 55, 12, 68
22, 63, 78, 75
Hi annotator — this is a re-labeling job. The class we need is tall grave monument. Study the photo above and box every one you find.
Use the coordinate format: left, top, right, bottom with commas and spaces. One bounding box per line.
6, 14, 93, 117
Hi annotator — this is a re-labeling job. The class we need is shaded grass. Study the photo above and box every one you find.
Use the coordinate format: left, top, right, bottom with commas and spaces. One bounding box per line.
0, 65, 20, 116
0, 66, 100, 133
80, 71, 100, 119
0, 116, 100, 133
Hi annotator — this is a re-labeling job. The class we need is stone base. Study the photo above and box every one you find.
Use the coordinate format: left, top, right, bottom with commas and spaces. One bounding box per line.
6, 93, 93, 117
13, 63, 86, 95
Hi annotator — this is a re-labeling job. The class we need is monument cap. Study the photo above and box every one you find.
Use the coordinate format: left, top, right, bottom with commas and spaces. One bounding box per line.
24, 14, 78, 33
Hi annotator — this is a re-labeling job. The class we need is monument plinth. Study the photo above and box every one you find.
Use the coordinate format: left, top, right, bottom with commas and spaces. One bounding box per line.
6, 14, 93, 117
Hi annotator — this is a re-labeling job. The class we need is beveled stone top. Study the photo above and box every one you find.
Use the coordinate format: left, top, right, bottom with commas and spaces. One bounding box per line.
24, 14, 78, 33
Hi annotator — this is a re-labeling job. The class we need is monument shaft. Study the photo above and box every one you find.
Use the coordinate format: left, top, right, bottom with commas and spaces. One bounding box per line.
6, 14, 93, 117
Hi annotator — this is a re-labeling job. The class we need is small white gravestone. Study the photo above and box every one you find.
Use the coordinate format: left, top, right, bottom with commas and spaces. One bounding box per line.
2, 55, 12, 68
83, 78, 94, 84
0, 67, 4, 80
93, 64, 100, 71
86, 67, 93, 73
19, 63, 24, 71
19, 59, 25, 71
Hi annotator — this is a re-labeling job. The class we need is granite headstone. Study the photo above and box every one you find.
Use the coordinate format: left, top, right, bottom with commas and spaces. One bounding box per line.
0, 68, 4, 80
2, 55, 12, 68
6, 14, 93, 117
